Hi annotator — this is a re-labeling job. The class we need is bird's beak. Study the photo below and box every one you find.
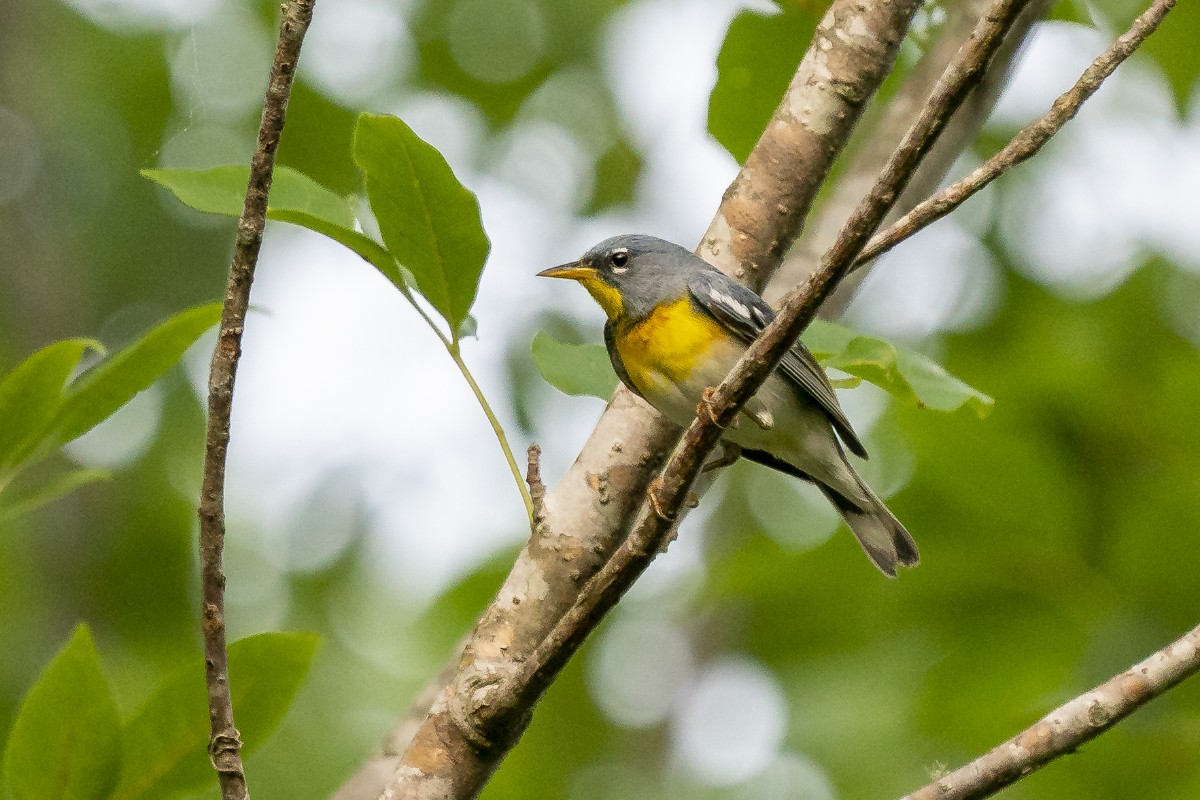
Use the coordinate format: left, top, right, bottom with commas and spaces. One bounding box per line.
537, 261, 597, 281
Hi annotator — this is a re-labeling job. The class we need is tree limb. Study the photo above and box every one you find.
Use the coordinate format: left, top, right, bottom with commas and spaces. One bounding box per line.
857, 0, 1177, 268
901, 622, 1200, 800
368, 2, 925, 798
196, 2, 314, 798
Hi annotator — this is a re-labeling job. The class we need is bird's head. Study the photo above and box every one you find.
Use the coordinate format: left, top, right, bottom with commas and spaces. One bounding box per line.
538, 234, 696, 322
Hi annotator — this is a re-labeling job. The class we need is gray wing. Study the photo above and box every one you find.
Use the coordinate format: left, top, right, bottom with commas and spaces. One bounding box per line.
686, 269, 868, 459
604, 320, 644, 400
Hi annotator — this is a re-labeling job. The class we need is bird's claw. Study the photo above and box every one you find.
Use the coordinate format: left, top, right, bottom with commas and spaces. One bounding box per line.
698, 387, 736, 429
647, 478, 677, 522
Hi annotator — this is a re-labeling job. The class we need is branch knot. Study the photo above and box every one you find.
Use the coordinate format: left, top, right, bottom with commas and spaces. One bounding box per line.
207, 728, 245, 774
447, 664, 513, 751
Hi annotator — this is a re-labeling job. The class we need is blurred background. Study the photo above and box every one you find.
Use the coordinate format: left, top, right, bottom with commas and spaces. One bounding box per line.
2, 0, 1199, 798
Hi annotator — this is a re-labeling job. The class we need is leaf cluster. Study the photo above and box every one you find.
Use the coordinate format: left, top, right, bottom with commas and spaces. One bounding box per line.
1, 626, 316, 800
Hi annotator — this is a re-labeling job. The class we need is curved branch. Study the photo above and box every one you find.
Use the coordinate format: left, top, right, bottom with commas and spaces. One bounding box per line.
197, 2, 314, 798
901, 622, 1200, 800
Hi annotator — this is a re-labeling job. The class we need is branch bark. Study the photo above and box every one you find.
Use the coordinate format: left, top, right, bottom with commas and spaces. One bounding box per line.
339, 12, 1064, 797
197, 2, 314, 798
901, 622, 1200, 800
367, 2, 925, 799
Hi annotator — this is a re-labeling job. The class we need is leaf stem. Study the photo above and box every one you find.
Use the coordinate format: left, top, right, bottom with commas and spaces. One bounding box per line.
398, 290, 535, 523
446, 340, 536, 523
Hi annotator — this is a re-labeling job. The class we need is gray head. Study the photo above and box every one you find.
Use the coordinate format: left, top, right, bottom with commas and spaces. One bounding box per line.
538, 234, 708, 321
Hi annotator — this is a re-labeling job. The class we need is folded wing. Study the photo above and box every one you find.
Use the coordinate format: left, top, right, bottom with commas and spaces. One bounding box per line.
686, 269, 868, 459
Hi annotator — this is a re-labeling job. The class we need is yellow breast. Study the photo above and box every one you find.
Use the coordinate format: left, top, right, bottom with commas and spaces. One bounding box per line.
614, 299, 726, 394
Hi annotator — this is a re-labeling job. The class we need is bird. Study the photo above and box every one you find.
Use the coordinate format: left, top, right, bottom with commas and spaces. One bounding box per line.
538, 234, 918, 576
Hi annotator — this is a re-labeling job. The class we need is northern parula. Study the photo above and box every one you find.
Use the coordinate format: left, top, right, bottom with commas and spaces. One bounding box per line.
539, 234, 918, 576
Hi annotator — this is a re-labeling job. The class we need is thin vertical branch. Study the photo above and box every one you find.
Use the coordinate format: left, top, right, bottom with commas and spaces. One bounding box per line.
197, 2, 315, 798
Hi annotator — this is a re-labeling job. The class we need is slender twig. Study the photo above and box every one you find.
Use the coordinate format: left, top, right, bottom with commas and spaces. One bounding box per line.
526, 444, 546, 525
445, 343, 534, 522
480, 0, 1031, 732
901, 622, 1200, 800
857, 0, 1176, 269
196, 2, 314, 798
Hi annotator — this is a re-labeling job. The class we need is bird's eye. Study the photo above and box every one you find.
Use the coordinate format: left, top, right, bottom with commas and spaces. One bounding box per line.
610, 251, 629, 268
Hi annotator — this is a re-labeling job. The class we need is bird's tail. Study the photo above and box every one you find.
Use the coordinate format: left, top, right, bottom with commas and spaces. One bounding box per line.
820, 480, 919, 578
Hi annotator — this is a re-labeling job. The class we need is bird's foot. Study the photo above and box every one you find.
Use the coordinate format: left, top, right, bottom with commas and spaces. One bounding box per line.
698, 387, 736, 429
647, 478, 677, 522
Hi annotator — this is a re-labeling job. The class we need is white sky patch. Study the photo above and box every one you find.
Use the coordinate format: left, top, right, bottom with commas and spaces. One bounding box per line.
302, 0, 412, 103
672, 656, 790, 785
589, 615, 696, 728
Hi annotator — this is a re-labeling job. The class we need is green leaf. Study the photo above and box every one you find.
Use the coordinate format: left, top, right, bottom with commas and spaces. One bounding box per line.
802, 319, 994, 416
586, 137, 644, 214
709, 4, 820, 163
3, 625, 120, 800
112, 632, 318, 800
530, 331, 618, 399
142, 167, 406, 291
54, 304, 221, 446
142, 165, 354, 228
0, 339, 102, 477
0, 468, 111, 522
353, 112, 490, 333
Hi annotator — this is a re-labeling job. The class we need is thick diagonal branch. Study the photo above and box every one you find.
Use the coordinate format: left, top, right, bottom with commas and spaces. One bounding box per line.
197, 2, 314, 799
337, 10, 1058, 797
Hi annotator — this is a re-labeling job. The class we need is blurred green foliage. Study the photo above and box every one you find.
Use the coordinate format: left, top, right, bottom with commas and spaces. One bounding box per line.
0, 305, 220, 519
709, 2, 820, 163
1, 1, 1198, 799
